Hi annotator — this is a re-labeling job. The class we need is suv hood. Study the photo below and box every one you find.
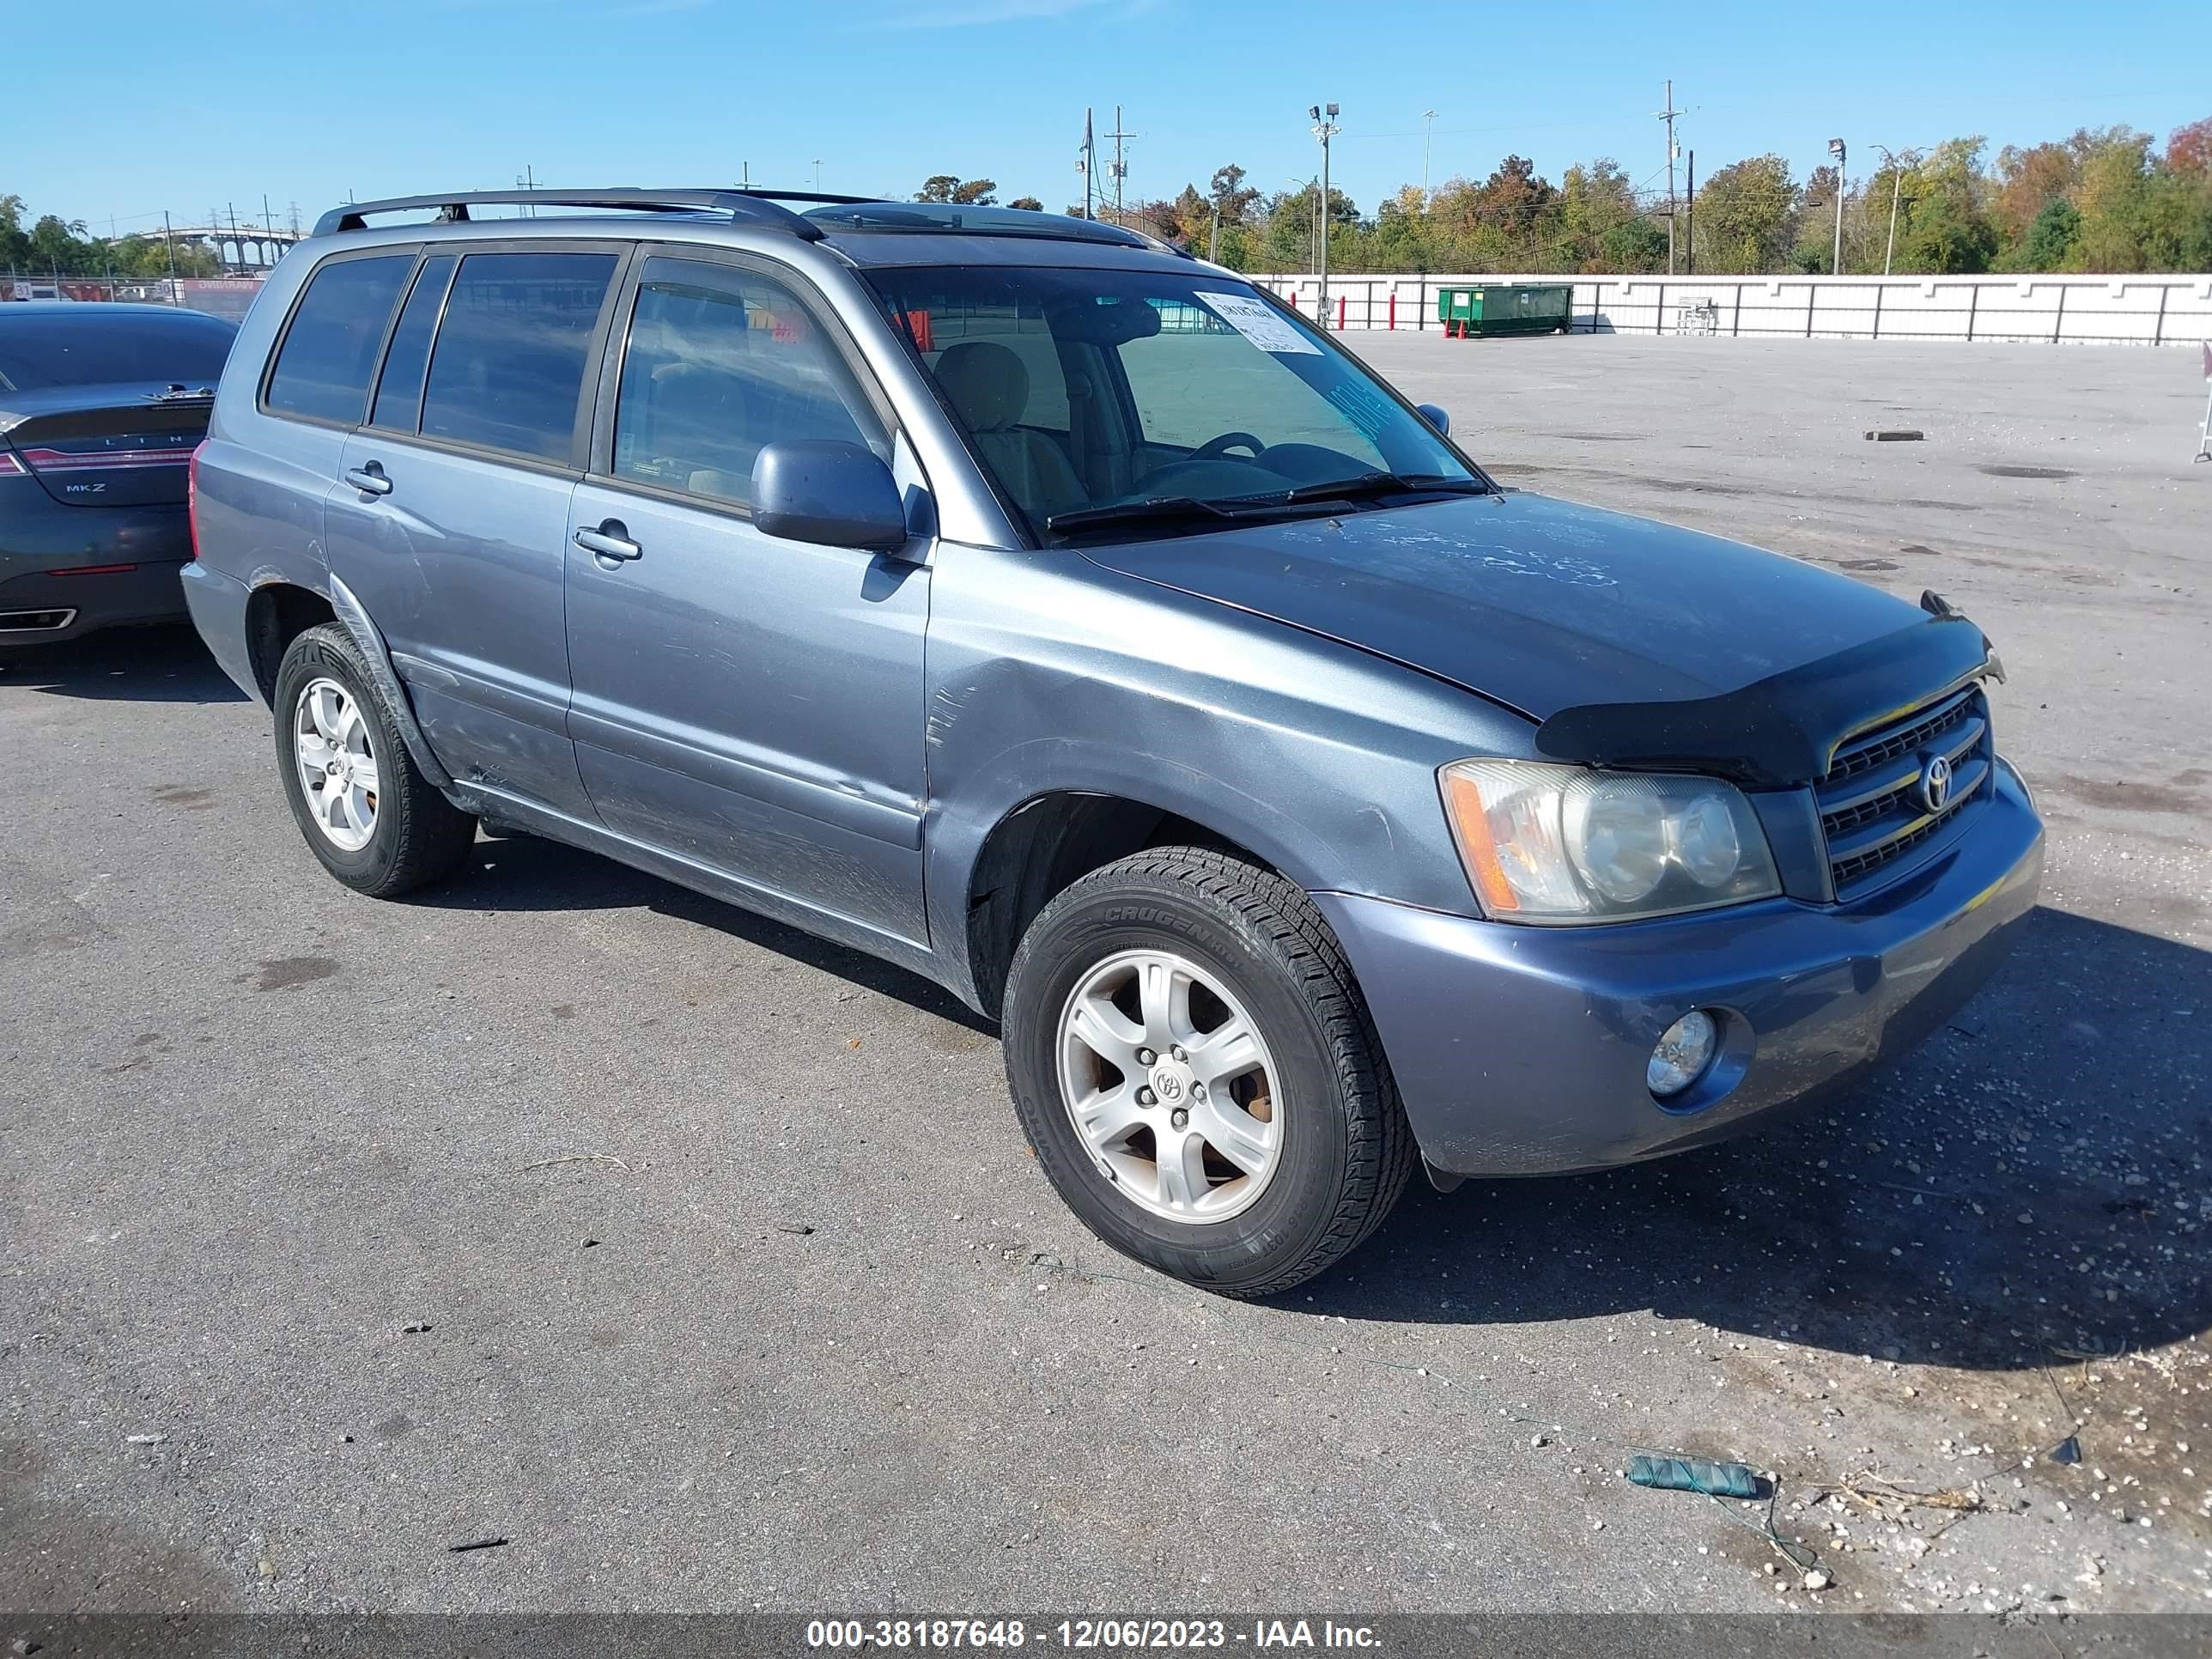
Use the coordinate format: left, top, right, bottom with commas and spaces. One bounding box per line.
1079, 490, 1927, 722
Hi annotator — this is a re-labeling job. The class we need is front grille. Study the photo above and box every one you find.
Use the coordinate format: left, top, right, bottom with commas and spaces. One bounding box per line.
1817, 682, 1992, 895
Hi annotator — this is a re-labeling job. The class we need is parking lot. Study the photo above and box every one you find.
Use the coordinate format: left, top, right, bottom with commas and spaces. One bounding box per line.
3, 336, 2207, 1618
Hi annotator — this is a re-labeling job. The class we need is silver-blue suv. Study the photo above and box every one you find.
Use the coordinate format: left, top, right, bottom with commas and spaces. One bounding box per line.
184, 188, 2045, 1296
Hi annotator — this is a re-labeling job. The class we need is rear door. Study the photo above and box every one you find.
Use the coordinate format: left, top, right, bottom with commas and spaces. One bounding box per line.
202, 248, 417, 623
324, 244, 626, 821
563, 250, 931, 945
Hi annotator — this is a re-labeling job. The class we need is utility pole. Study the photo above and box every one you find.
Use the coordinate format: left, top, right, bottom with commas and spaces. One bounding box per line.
1685, 150, 1695, 275
740, 161, 750, 190
262, 193, 274, 237
1105, 106, 1134, 222
813, 158, 823, 191
517, 164, 536, 216
1310, 102, 1340, 328
1870, 143, 1909, 276
1826, 137, 1847, 275
161, 211, 179, 295
226, 203, 240, 276
1080, 108, 1096, 221
1656, 80, 1681, 276
1421, 110, 1438, 198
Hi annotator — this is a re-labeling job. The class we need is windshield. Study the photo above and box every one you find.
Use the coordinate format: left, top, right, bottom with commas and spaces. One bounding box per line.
861, 265, 1482, 539
0, 308, 235, 392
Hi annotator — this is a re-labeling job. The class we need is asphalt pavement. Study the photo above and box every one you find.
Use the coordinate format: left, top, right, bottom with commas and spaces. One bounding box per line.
2, 336, 2206, 1621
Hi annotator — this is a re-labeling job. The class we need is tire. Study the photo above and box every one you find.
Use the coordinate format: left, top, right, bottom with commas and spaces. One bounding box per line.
272, 622, 476, 897
1002, 847, 1415, 1297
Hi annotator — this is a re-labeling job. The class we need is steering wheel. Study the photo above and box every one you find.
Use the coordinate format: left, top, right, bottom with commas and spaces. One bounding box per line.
1188, 431, 1267, 462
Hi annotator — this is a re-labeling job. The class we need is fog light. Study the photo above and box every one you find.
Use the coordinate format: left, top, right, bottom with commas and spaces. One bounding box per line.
1648, 1011, 1718, 1097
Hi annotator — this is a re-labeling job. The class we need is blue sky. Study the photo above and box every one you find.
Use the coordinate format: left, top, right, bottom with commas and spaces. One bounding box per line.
14, 0, 2209, 237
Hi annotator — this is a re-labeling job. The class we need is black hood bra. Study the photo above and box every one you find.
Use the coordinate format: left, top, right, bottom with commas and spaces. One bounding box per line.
1535, 594, 2000, 789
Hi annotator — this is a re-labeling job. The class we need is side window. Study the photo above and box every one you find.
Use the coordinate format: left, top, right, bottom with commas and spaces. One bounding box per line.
264, 254, 415, 425
368, 254, 456, 432
420, 252, 618, 463
612, 261, 884, 508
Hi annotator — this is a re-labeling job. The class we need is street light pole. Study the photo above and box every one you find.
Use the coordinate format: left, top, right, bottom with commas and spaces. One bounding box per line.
1309, 102, 1339, 328
1421, 109, 1437, 198
1826, 137, 1847, 276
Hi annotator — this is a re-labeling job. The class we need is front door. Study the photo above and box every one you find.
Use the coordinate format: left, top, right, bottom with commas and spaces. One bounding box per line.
562, 252, 931, 946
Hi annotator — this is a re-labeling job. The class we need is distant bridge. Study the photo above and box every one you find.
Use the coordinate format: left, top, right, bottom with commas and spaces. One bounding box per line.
161, 222, 306, 273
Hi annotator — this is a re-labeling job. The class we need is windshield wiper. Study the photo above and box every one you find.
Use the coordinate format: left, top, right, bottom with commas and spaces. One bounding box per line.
1267, 471, 1489, 507
1046, 495, 1297, 535
1044, 473, 1488, 537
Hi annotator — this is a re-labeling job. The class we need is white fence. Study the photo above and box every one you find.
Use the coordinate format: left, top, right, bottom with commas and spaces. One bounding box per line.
1250, 271, 2212, 347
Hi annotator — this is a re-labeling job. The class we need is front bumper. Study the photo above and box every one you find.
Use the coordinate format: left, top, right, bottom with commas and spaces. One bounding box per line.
1314, 768, 2045, 1176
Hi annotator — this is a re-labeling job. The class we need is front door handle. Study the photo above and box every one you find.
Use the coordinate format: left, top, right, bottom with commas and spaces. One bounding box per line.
343, 462, 392, 496
574, 520, 641, 562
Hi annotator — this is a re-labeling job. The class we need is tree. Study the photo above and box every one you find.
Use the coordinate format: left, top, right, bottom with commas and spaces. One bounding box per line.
951, 179, 997, 206
1552, 159, 1647, 271
1008, 197, 1043, 211
2169, 117, 2212, 177
1992, 141, 2077, 245
2070, 128, 2155, 270
2021, 199, 2081, 270
1208, 164, 1260, 225
915, 175, 960, 204
1692, 154, 1797, 272
1886, 137, 1998, 273
1788, 162, 1844, 270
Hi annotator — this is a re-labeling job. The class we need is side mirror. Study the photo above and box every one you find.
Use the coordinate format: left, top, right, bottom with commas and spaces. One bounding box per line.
1415, 402, 1451, 436
750, 440, 909, 554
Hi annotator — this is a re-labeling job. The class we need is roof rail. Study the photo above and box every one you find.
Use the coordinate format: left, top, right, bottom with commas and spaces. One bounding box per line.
311, 188, 878, 240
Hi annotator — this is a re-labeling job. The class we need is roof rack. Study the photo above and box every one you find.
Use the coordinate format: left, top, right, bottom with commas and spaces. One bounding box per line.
311, 188, 878, 240
796, 200, 1191, 255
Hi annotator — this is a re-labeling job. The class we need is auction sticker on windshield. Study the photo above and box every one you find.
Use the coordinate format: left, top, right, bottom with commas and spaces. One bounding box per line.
1194, 289, 1320, 355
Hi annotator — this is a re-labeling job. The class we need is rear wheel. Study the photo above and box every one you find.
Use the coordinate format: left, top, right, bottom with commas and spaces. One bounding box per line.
1002, 847, 1414, 1297
272, 623, 475, 896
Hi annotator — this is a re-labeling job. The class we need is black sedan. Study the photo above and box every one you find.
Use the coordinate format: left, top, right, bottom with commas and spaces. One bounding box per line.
0, 302, 237, 657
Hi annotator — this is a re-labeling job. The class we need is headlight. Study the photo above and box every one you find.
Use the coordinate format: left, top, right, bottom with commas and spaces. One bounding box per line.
1439, 759, 1781, 923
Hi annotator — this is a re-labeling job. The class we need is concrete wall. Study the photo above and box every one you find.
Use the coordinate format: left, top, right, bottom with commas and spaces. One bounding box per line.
1249, 271, 2212, 347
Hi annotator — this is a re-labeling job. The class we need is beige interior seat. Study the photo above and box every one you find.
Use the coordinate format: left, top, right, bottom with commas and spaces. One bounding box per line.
932, 341, 1086, 519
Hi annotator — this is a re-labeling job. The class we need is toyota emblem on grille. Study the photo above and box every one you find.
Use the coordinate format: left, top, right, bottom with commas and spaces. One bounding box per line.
1919, 753, 1954, 813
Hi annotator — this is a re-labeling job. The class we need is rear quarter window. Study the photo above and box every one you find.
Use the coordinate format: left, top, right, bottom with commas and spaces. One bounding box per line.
264, 255, 416, 425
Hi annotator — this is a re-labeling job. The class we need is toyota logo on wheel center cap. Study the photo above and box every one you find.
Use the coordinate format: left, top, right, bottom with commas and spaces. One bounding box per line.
1919, 752, 1953, 814
1149, 1060, 1192, 1104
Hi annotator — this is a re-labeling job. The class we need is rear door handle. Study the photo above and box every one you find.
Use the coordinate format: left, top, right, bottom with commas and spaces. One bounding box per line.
343, 462, 392, 496
574, 520, 641, 562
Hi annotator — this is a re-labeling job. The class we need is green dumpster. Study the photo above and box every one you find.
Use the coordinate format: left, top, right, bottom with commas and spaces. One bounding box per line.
1436, 283, 1575, 338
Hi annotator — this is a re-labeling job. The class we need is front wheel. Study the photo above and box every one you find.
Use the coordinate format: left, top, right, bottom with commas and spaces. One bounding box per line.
1002, 848, 1414, 1297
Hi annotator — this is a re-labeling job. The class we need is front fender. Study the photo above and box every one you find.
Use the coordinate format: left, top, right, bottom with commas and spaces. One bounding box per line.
919, 541, 1531, 1006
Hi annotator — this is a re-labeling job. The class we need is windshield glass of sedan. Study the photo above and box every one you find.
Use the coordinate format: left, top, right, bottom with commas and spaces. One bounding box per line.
862, 266, 1477, 536
0, 312, 235, 392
